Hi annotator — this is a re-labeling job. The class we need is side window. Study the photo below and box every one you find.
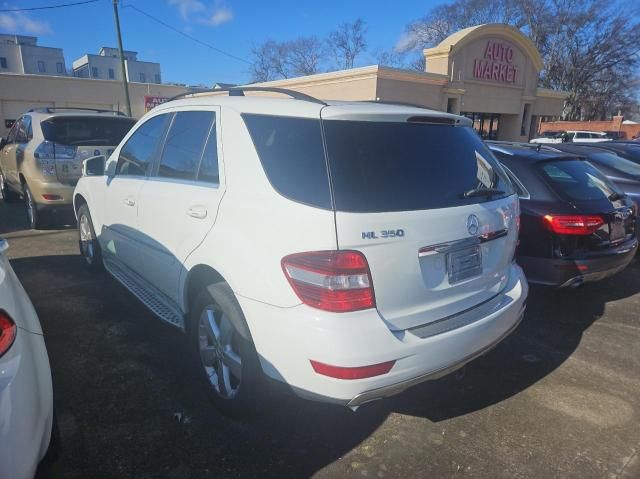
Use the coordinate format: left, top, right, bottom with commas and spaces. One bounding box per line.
15, 116, 32, 143
198, 117, 219, 184
5, 120, 19, 143
157, 111, 213, 181
116, 114, 168, 176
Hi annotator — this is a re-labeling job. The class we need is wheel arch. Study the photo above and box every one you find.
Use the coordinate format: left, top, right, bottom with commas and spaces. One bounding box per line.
183, 264, 227, 317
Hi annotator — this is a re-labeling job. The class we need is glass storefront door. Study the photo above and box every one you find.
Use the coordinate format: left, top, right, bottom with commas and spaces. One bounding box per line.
461, 112, 500, 140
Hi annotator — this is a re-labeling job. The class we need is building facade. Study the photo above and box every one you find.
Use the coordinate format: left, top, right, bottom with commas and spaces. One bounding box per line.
251, 24, 567, 142
0, 34, 66, 77
72, 47, 161, 84
0, 73, 187, 137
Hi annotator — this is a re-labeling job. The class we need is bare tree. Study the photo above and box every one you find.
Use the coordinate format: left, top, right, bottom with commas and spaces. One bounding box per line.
250, 37, 326, 82
399, 0, 640, 119
327, 18, 368, 69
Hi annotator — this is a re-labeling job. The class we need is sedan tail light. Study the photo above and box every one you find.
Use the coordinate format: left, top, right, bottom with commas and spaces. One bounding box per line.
543, 214, 605, 235
281, 250, 375, 312
0, 310, 17, 358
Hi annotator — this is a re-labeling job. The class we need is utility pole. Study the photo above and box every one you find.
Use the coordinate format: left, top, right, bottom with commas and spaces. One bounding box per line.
113, 0, 132, 116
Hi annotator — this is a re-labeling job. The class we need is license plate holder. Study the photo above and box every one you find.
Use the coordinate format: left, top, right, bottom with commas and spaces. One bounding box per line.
447, 245, 482, 284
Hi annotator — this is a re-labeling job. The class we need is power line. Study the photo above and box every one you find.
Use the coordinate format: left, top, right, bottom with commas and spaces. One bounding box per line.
0, 0, 99, 13
126, 4, 251, 65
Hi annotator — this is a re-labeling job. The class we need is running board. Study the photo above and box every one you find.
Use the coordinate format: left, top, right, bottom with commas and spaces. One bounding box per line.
103, 256, 185, 330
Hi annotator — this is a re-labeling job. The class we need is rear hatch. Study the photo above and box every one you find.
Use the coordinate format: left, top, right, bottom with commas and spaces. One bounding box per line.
536, 158, 636, 252
321, 107, 519, 331
40, 115, 135, 185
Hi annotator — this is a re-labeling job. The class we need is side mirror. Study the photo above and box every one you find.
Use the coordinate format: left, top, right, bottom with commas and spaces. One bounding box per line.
83, 155, 106, 176
0, 138, 5, 151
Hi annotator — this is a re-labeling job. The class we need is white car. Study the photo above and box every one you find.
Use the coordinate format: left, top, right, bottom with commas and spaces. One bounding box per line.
0, 238, 56, 478
73, 88, 528, 415
531, 130, 612, 144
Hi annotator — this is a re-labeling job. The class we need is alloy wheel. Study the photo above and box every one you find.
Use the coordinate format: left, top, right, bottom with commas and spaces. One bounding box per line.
79, 214, 94, 261
198, 305, 242, 399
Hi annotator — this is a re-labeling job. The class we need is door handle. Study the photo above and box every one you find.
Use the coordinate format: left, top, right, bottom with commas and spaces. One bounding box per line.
124, 197, 135, 206
187, 205, 207, 219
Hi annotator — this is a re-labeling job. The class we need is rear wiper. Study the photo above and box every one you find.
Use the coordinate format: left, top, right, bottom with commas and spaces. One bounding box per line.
608, 192, 626, 201
463, 188, 505, 198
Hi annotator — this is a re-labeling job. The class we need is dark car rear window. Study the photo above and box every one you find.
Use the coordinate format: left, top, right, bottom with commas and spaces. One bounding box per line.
323, 121, 512, 212
242, 114, 331, 209
41, 116, 136, 146
588, 151, 640, 178
538, 159, 622, 202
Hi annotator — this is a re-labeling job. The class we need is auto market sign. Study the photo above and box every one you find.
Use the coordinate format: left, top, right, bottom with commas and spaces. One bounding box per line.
144, 96, 169, 111
473, 41, 519, 84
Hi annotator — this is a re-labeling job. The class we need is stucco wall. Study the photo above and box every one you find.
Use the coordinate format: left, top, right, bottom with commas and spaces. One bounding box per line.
0, 73, 188, 136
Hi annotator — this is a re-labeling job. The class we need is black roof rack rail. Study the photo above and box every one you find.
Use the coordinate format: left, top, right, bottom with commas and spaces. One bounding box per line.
166, 86, 328, 106
27, 107, 127, 116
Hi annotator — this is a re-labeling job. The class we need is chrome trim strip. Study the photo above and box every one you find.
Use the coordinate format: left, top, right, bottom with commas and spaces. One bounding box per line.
418, 228, 508, 257
346, 304, 525, 408
407, 293, 509, 339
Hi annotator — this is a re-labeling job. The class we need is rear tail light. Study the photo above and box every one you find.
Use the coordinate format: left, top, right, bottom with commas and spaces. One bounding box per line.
543, 214, 604, 235
0, 310, 17, 358
281, 250, 375, 312
310, 359, 395, 379
34, 141, 77, 176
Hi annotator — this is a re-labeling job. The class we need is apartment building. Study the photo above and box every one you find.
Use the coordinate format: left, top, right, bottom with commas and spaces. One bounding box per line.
0, 34, 66, 76
72, 47, 161, 84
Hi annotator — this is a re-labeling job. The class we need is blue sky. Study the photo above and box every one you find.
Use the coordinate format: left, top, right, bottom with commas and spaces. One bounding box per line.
0, 0, 443, 85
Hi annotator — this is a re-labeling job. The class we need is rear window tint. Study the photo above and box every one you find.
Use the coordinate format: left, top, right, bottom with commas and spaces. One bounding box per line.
539, 160, 621, 202
242, 114, 331, 209
42, 116, 135, 146
323, 121, 512, 213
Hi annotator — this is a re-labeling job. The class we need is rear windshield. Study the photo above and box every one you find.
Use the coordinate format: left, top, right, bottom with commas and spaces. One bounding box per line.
538, 160, 622, 202
41, 116, 136, 146
588, 151, 640, 178
323, 121, 513, 212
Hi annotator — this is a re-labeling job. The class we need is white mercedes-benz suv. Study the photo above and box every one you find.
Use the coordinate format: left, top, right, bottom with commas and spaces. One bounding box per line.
73, 87, 528, 416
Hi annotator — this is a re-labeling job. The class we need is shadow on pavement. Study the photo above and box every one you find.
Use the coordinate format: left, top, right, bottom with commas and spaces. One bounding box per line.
10, 253, 639, 479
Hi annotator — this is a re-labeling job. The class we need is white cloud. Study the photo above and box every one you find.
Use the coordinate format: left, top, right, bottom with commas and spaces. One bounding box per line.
394, 31, 419, 53
207, 6, 233, 26
167, 0, 205, 20
168, 0, 233, 27
0, 11, 51, 35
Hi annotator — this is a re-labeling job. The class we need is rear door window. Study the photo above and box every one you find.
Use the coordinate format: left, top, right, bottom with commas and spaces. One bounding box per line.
116, 114, 168, 177
242, 114, 331, 209
157, 111, 213, 181
323, 121, 513, 212
539, 160, 621, 201
41, 116, 135, 146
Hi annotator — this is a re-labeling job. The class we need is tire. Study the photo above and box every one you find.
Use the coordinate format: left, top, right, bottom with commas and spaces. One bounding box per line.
23, 183, 46, 229
77, 204, 103, 272
190, 282, 268, 417
0, 170, 20, 203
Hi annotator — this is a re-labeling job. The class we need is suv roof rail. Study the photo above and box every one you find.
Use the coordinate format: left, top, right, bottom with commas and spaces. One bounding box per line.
167, 86, 328, 106
27, 107, 127, 116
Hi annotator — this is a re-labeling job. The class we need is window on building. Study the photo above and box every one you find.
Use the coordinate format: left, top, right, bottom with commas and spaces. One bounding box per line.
139, 72, 146, 83
37, 61, 46, 73
116, 114, 169, 176
91, 66, 99, 78
158, 111, 214, 181
0, 57, 7, 69
56, 62, 64, 74
154, 74, 161, 84
521, 104, 531, 136
108, 68, 115, 79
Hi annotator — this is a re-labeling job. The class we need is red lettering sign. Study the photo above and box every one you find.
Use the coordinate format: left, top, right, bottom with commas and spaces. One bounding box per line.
144, 96, 169, 111
474, 41, 518, 84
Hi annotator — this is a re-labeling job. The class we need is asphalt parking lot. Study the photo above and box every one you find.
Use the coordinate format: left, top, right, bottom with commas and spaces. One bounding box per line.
1, 201, 639, 479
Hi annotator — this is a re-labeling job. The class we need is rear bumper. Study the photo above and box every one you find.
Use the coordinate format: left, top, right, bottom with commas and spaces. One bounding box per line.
26, 178, 75, 207
518, 238, 638, 287
239, 262, 528, 407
